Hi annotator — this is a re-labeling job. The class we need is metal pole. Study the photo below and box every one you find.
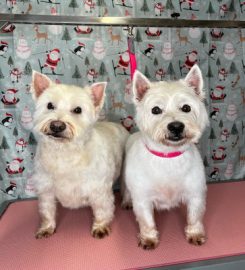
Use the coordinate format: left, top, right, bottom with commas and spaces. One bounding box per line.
0, 13, 245, 28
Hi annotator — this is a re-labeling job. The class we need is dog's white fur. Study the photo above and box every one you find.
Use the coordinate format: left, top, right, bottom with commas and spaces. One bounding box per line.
31, 72, 128, 239
122, 65, 209, 249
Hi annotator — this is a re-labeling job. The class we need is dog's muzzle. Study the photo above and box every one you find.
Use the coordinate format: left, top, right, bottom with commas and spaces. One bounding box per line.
167, 121, 185, 141
48, 120, 67, 138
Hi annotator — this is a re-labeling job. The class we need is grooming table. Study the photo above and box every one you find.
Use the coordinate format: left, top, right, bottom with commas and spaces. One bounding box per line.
0, 182, 245, 270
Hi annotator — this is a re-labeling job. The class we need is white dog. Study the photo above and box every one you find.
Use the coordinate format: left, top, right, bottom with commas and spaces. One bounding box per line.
122, 65, 209, 249
31, 72, 128, 239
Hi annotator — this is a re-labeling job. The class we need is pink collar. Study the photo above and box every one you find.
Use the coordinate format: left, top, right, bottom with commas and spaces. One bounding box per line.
145, 144, 184, 158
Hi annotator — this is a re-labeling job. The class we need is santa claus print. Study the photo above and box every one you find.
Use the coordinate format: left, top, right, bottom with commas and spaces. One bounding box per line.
6, 158, 25, 175
120, 116, 135, 132
15, 138, 28, 153
145, 27, 162, 38
74, 25, 93, 35
39, 48, 63, 75
1, 113, 14, 129
1, 23, 15, 33
210, 85, 226, 102
180, 50, 198, 75
0, 41, 8, 58
212, 147, 226, 162
210, 28, 224, 40
112, 50, 130, 76
1, 89, 19, 106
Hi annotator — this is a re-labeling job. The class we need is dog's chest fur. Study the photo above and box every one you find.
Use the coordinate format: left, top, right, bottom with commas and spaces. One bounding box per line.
35, 123, 126, 209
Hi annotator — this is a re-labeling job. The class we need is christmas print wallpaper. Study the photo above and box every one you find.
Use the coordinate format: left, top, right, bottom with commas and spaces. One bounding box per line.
0, 0, 245, 209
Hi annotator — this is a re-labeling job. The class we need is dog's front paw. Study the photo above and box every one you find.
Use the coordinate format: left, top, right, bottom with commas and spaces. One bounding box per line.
186, 233, 206, 246
138, 237, 159, 250
92, 225, 111, 239
35, 227, 56, 239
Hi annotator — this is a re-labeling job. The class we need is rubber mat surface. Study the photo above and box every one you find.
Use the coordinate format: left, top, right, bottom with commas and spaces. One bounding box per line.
0, 182, 245, 270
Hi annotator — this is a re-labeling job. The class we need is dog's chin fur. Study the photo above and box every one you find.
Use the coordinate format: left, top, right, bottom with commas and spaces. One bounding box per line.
122, 66, 209, 250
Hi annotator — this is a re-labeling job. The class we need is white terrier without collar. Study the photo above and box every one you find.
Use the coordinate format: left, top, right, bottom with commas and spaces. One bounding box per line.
122, 65, 209, 249
31, 72, 128, 239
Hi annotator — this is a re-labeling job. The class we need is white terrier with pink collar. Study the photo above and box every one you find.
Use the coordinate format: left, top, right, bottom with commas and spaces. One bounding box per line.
122, 65, 209, 250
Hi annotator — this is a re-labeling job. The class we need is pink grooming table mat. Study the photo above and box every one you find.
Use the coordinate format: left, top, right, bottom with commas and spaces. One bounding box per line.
0, 182, 245, 270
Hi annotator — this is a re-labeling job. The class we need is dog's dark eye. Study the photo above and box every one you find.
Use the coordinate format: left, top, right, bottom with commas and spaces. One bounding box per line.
73, 107, 82, 114
151, 106, 162, 115
181, 104, 191, 113
47, 102, 55, 110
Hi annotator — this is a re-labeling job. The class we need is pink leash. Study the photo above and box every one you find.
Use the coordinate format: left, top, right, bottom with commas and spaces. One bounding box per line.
127, 30, 137, 80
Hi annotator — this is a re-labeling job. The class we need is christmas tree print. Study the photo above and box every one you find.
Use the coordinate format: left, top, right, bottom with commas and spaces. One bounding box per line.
85, 56, 90, 67
231, 123, 239, 135
200, 31, 208, 46
167, 62, 176, 79
13, 127, 18, 137
216, 57, 221, 67
7, 56, 14, 66
219, 120, 223, 129
140, 0, 150, 14
229, 0, 235, 12
24, 62, 32, 76
203, 156, 209, 167
28, 132, 37, 145
144, 66, 151, 78
209, 128, 216, 140
229, 62, 238, 74
0, 68, 4, 79
153, 58, 158, 67
206, 65, 214, 78
62, 27, 71, 43
206, 1, 215, 15
0, 136, 10, 150
99, 62, 108, 77
69, 0, 79, 11
135, 29, 142, 43
166, 0, 174, 11
72, 65, 82, 81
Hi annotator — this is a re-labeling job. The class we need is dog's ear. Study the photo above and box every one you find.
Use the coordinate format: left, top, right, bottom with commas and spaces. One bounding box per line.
31, 71, 53, 99
184, 65, 204, 98
132, 70, 151, 103
90, 82, 107, 109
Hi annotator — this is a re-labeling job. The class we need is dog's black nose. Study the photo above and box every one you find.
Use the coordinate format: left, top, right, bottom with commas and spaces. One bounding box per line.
167, 121, 185, 134
50, 121, 66, 133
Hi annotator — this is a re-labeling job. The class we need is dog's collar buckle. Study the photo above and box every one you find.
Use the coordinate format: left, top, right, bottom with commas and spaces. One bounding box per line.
145, 144, 184, 158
